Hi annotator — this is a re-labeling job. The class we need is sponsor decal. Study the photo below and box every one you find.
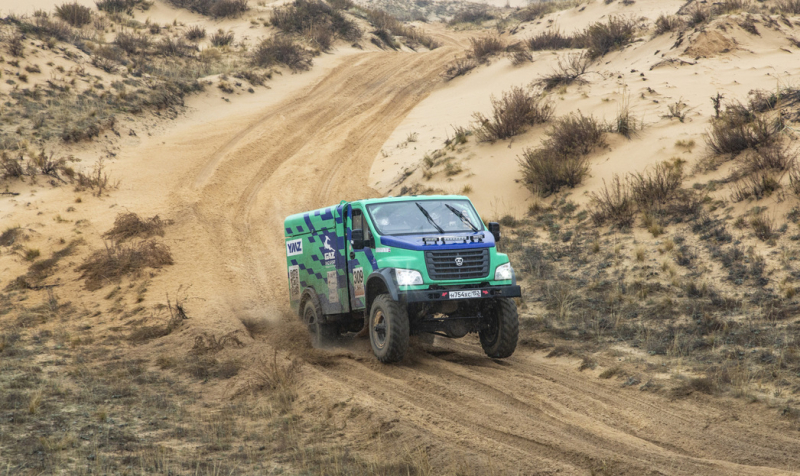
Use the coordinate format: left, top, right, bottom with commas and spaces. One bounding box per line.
353, 266, 365, 298
455, 257, 463, 267
288, 265, 301, 300
322, 235, 336, 266
286, 238, 303, 256
375, 247, 391, 253
327, 270, 339, 303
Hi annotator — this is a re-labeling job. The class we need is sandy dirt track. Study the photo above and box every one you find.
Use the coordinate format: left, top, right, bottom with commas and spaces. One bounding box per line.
119, 36, 800, 475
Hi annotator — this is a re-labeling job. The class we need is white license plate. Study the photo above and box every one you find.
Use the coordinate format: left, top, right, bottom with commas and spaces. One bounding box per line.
449, 290, 481, 299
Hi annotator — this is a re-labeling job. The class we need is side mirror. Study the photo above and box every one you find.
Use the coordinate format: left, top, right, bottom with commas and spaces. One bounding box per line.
488, 222, 501, 243
351, 229, 365, 250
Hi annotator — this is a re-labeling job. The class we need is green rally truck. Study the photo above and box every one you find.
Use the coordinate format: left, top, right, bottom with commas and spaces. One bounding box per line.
283, 195, 521, 363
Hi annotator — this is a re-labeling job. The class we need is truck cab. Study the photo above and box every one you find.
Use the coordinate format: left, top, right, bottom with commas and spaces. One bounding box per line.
284, 195, 520, 363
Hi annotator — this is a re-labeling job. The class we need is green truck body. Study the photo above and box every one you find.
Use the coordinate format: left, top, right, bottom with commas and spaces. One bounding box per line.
284, 195, 521, 362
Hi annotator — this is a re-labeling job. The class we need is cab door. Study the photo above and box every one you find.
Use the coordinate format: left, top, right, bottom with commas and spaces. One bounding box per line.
346, 205, 377, 311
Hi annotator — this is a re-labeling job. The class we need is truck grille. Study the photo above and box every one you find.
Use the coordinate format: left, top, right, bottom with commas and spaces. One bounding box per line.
425, 249, 489, 280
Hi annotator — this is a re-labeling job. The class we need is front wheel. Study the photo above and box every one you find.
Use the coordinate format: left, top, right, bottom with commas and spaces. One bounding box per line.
369, 294, 410, 363
479, 298, 519, 358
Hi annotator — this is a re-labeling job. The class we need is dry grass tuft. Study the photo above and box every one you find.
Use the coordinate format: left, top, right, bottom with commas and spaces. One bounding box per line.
590, 176, 636, 228
270, 0, 361, 48
167, 0, 249, 18
519, 113, 605, 196
654, 14, 683, 35
77, 240, 173, 290
210, 29, 235, 46
251, 36, 312, 71
468, 35, 505, 63
537, 51, 593, 91
526, 29, 573, 51
55, 2, 92, 27
576, 16, 637, 59
103, 213, 171, 243
442, 57, 477, 81
472, 86, 554, 142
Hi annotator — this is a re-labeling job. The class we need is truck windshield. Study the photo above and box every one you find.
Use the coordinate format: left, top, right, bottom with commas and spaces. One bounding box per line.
366, 200, 484, 236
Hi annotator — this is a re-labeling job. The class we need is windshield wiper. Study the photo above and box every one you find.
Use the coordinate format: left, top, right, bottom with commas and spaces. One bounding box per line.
445, 204, 478, 232
415, 202, 444, 233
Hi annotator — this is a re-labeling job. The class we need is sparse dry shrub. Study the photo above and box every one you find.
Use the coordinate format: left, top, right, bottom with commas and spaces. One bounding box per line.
706, 113, 779, 156
270, 0, 361, 44
360, 7, 438, 50
248, 350, 300, 411
526, 29, 573, 51
520, 113, 606, 196
790, 167, 800, 196
775, 0, 800, 14
514, 0, 580, 22
0, 227, 23, 247
7, 33, 25, 57
156, 36, 195, 56
654, 14, 683, 35
55, 2, 93, 27
741, 143, 797, 173
128, 298, 188, 342
629, 161, 684, 210
448, 6, 495, 25
114, 30, 150, 54
95, 0, 148, 14
442, 57, 476, 81
167, 0, 248, 17
731, 171, 782, 202
1, 152, 25, 179
77, 239, 173, 290
578, 16, 636, 59
612, 94, 639, 138
749, 212, 775, 241
472, 86, 554, 142
75, 158, 115, 196
210, 29, 234, 46
717, 0, 751, 14
507, 43, 533, 65
468, 35, 505, 62
209, 0, 249, 17
589, 175, 636, 227
251, 36, 312, 71
185, 25, 206, 40
687, 4, 712, 27
103, 213, 170, 242
537, 51, 592, 91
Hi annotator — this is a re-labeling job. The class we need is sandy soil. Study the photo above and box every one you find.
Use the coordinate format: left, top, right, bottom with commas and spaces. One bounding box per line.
92, 25, 799, 476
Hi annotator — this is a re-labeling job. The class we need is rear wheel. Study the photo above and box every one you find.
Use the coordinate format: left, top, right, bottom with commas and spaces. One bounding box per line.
479, 298, 518, 358
369, 294, 409, 363
302, 295, 336, 347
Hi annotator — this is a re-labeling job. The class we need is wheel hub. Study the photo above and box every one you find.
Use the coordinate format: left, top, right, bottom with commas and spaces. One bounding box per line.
372, 310, 387, 349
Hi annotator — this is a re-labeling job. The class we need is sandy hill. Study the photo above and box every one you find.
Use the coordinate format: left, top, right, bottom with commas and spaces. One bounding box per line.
2, 0, 800, 474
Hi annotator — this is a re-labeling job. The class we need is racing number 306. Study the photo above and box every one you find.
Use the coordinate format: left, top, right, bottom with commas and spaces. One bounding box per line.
353, 267, 365, 298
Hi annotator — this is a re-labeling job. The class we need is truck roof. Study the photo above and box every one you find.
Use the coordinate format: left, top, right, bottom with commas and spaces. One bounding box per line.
283, 195, 471, 237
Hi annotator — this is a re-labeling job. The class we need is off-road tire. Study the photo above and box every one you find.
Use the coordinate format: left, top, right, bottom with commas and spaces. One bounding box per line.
369, 294, 410, 363
302, 294, 336, 347
479, 298, 518, 358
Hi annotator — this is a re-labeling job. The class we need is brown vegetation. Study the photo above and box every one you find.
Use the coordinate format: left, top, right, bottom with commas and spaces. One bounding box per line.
252, 36, 313, 71
472, 86, 554, 142
519, 113, 606, 196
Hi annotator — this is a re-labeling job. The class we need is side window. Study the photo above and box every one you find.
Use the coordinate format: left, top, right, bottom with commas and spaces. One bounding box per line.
352, 209, 372, 245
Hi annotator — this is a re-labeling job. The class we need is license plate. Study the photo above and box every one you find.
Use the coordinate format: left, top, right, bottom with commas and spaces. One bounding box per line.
449, 290, 481, 299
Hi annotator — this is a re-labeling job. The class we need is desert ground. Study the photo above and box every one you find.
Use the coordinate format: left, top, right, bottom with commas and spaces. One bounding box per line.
2, 0, 800, 474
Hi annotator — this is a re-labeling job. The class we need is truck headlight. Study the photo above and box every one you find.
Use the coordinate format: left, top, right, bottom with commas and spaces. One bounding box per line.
395, 269, 423, 286
494, 263, 513, 281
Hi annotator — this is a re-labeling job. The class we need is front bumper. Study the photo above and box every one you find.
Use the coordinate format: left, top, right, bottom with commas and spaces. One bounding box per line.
401, 285, 521, 303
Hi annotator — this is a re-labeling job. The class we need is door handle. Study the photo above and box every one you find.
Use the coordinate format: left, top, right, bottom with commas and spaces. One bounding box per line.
350, 251, 355, 259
